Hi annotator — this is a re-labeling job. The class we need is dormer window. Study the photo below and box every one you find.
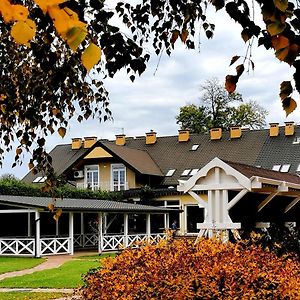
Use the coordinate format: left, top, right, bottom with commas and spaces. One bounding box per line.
165, 169, 176, 177
272, 165, 281, 171
280, 164, 290, 172
191, 144, 199, 151
181, 169, 191, 176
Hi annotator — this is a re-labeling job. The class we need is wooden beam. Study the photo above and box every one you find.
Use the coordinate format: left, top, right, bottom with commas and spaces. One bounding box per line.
284, 197, 300, 213
188, 191, 208, 208
258, 192, 278, 212
0, 209, 36, 213
227, 189, 248, 210
255, 222, 270, 229
197, 222, 241, 230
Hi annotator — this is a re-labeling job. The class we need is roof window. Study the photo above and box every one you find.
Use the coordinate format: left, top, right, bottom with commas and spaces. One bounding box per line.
165, 169, 176, 177
191, 144, 199, 151
181, 169, 191, 176
280, 164, 290, 172
272, 165, 281, 171
293, 137, 300, 144
32, 176, 46, 183
190, 168, 199, 176
296, 164, 300, 172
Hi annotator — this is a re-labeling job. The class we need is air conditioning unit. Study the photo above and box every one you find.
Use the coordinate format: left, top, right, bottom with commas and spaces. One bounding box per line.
74, 170, 84, 179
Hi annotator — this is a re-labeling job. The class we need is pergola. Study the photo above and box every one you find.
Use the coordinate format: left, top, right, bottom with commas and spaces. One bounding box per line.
178, 157, 300, 241
0, 195, 176, 257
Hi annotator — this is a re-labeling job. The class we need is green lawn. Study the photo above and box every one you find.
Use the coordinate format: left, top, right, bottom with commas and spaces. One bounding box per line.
0, 292, 67, 300
76, 252, 117, 260
0, 259, 100, 288
0, 257, 45, 274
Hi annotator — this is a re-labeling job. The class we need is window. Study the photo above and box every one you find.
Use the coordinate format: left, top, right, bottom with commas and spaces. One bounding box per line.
85, 165, 99, 191
190, 168, 199, 176
272, 165, 281, 171
191, 144, 199, 151
181, 169, 191, 176
32, 176, 46, 183
293, 137, 300, 144
111, 164, 126, 191
280, 164, 290, 172
297, 164, 300, 172
165, 169, 176, 177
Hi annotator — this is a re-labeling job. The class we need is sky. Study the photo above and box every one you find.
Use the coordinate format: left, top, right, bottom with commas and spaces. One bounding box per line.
0, 4, 298, 179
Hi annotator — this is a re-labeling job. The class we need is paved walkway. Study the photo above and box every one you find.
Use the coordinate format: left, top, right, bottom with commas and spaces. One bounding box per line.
0, 251, 99, 299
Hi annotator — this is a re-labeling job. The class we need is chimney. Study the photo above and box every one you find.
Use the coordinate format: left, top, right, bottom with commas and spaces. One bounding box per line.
285, 122, 295, 136
115, 134, 126, 146
269, 123, 279, 137
210, 128, 222, 140
230, 126, 242, 139
83, 136, 97, 149
72, 138, 82, 150
146, 130, 157, 145
178, 129, 190, 142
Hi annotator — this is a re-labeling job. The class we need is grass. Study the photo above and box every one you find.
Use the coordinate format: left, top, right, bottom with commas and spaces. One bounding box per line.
0, 259, 101, 288
77, 252, 117, 260
0, 292, 67, 300
0, 257, 45, 274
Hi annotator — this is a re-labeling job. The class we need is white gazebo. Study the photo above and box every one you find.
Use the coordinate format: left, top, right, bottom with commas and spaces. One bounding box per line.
178, 157, 300, 241
0, 195, 177, 257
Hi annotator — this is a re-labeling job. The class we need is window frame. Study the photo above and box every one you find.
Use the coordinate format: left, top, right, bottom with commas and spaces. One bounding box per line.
84, 164, 99, 191
111, 163, 127, 191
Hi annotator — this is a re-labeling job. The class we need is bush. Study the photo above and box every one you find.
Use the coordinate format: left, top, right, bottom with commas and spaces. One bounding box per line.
79, 238, 300, 299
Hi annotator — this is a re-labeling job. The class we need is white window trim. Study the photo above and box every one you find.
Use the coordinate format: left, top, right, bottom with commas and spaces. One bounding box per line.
84, 164, 99, 191
110, 163, 126, 191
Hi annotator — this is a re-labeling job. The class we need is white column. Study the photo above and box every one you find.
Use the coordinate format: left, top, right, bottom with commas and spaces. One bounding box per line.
98, 213, 103, 254
146, 214, 151, 240
35, 211, 41, 258
69, 212, 74, 255
56, 220, 59, 236
166, 213, 170, 229
222, 190, 229, 223
103, 213, 107, 234
27, 212, 31, 237
123, 213, 128, 247
80, 213, 84, 247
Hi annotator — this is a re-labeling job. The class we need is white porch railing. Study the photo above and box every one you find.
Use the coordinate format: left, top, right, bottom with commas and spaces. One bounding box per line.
74, 233, 98, 248
102, 233, 167, 251
40, 237, 70, 256
0, 238, 35, 256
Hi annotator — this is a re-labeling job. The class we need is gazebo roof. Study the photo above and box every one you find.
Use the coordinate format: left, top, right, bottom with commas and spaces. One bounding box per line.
0, 195, 178, 214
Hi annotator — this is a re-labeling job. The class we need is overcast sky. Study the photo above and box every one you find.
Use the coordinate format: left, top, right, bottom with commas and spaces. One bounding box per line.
1, 6, 298, 178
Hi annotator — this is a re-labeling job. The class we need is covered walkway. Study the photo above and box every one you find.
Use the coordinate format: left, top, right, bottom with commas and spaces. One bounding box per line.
0, 196, 177, 256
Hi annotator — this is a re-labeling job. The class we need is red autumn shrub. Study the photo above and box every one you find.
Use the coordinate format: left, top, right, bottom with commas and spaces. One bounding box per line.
79, 238, 300, 299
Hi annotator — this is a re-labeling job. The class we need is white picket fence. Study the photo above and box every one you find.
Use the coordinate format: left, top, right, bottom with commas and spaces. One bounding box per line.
101, 233, 167, 251
0, 233, 167, 256
0, 238, 35, 256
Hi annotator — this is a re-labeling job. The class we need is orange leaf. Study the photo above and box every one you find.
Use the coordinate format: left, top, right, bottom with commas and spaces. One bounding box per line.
275, 47, 289, 61
282, 97, 297, 116
170, 30, 180, 45
58, 127, 66, 138
225, 75, 238, 93
229, 55, 240, 66
272, 35, 289, 51
11, 19, 36, 46
279, 81, 293, 100
180, 30, 189, 43
236, 64, 244, 77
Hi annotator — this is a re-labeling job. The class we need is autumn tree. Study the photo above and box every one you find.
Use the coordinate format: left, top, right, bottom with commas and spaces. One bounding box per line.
176, 78, 267, 133
0, 0, 299, 179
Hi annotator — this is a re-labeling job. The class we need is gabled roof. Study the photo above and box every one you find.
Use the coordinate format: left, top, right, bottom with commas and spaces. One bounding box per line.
0, 195, 178, 213
100, 142, 163, 176
225, 160, 300, 185
22, 125, 300, 186
22, 144, 90, 183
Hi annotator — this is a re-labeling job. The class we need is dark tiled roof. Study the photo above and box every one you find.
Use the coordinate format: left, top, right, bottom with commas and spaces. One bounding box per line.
0, 195, 177, 213
22, 144, 90, 183
100, 142, 163, 176
225, 160, 300, 185
22, 125, 300, 187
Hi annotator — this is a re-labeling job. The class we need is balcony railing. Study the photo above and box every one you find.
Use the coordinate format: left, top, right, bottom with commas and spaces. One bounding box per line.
76, 181, 129, 191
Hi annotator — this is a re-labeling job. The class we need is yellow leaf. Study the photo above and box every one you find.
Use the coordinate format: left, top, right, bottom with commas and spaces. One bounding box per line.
81, 43, 101, 72
282, 97, 297, 117
34, 0, 67, 14
66, 26, 87, 51
274, 0, 288, 12
0, 0, 14, 23
11, 19, 36, 46
48, 203, 55, 212
58, 127, 66, 138
12, 5, 29, 21
267, 21, 286, 36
